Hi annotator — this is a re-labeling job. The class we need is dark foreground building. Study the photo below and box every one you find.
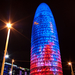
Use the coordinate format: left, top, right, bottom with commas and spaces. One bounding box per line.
30, 3, 63, 75
3, 62, 30, 75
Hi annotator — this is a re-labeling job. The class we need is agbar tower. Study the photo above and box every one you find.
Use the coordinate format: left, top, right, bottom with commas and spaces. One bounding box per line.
30, 3, 63, 75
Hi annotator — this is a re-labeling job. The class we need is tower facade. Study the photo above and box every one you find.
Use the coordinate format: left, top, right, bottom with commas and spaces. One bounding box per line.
30, 3, 63, 75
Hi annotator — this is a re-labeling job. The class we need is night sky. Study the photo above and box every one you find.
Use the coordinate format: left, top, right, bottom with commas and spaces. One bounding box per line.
0, 0, 75, 75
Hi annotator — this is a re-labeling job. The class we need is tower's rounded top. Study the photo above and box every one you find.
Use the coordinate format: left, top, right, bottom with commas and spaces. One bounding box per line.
34, 3, 53, 18
36, 3, 50, 11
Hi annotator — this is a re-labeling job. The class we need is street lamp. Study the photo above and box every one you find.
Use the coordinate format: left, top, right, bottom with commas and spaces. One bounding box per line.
10, 59, 14, 75
0, 23, 11, 75
68, 62, 74, 75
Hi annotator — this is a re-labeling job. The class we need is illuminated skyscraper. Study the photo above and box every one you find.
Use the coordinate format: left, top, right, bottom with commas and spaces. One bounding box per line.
30, 3, 63, 75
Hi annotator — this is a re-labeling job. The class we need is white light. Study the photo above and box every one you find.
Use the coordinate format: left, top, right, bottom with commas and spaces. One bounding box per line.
5, 54, 9, 58
68, 62, 71, 65
9, 71, 12, 74
7, 23, 11, 28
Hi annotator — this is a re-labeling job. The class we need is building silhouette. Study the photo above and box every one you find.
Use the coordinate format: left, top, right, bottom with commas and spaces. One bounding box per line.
30, 3, 63, 75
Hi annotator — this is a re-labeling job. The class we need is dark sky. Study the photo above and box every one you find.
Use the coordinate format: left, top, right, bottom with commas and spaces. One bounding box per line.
0, 0, 75, 75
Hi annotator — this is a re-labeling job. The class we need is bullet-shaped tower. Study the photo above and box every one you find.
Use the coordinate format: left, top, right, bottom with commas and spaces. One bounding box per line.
30, 3, 63, 75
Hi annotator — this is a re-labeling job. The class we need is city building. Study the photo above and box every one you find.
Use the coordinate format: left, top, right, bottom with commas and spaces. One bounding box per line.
30, 3, 63, 75
3, 62, 30, 75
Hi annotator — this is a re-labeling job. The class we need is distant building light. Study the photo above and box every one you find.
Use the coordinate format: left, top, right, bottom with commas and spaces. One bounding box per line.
5, 62, 17, 67
9, 71, 12, 74
5, 54, 9, 59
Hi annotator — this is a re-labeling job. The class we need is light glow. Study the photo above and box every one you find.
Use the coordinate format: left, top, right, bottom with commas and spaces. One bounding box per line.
9, 71, 12, 74
68, 62, 71, 65
5, 54, 9, 59
12, 59, 14, 63
7, 23, 11, 28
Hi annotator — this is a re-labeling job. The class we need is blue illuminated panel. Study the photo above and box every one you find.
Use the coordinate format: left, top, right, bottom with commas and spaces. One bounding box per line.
30, 3, 63, 75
